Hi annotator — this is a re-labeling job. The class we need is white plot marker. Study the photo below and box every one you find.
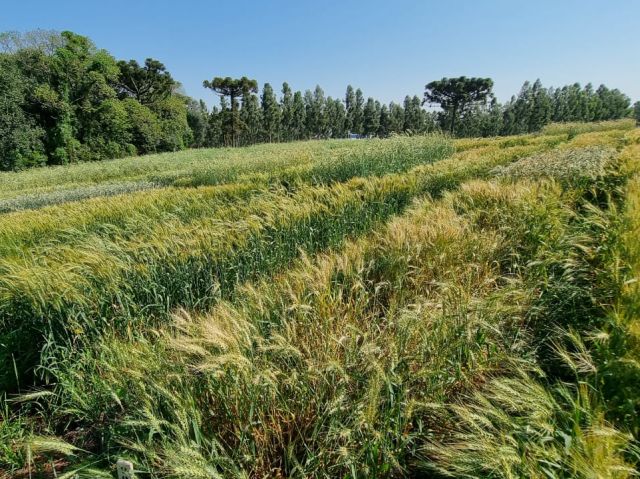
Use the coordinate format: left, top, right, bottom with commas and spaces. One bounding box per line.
116, 459, 135, 479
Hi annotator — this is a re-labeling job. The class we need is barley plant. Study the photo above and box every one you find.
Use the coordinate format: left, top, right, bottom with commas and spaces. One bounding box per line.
0, 124, 639, 478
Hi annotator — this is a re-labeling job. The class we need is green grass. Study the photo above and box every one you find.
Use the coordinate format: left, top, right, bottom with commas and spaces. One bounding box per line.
541, 118, 636, 136
0, 124, 638, 478
0, 135, 451, 207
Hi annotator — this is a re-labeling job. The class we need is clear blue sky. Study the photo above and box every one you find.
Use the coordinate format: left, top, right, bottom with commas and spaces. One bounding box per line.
3, 0, 638, 106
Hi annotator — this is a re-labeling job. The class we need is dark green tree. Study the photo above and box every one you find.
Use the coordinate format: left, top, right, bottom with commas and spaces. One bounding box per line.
388, 102, 405, 133
280, 82, 294, 141
326, 97, 346, 138
50, 31, 121, 162
153, 96, 191, 151
424, 76, 494, 134
206, 105, 223, 147
202, 76, 258, 146
116, 58, 175, 105
404, 95, 425, 132
378, 104, 390, 137
363, 97, 380, 136
512, 81, 533, 133
529, 79, 552, 132
186, 99, 209, 148
345, 85, 356, 133
304, 86, 327, 138
123, 98, 161, 153
291, 90, 306, 140
484, 97, 503, 136
0, 55, 45, 170
261, 82, 281, 142
353, 88, 365, 135
240, 90, 261, 145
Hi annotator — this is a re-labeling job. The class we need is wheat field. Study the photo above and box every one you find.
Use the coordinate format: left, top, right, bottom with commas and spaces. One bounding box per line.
1, 121, 639, 478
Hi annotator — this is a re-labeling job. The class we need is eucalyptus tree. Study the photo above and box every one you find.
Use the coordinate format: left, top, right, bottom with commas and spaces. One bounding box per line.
326, 97, 346, 138
404, 95, 425, 133
261, 82, 281, 142
353, 88, 365, 134
345, 85, 356, 132
291, 91, 306, 140
240, 90, 261, 145
186, 99, 209, 148
304, 86, 327, 138
378, 104, 390, 137
363, 97, 380, 137
206, 105, 223, 147
529, 79, 552, 132
281, 82, 294, 141
388, 102, 405, 134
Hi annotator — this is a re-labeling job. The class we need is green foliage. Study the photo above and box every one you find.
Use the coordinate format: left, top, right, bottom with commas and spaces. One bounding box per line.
0, 55, 46, 170
115, 58, 175, 105
363, 97, 379, 136
304, 85, 328, 138
260, 82, 280, 142
427, 78, 631, 138
345, 85, 365, 135
123, 98, 162, 153
291, 90, 306, 140
153, 96, 191, 151
0, 30, 190, 170
186, 99, 209, 148
502, 81, 632, 136
280, 82, 294, 141
203, 76, 258, 146
424, 76, 494, 133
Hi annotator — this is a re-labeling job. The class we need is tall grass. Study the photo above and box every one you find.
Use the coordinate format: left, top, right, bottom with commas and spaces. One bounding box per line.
424, 374, 636, 478
0, 140, 342, 198
0, 136, 452, 208
0, 138, 560, 391
10, 170, 636, 476
0, 180, 156, 214
541, 118, 636, 137
588, 132, 640, 438
22, 179, 557, 476
0, 126, 637, 477
0, 135, 451, 254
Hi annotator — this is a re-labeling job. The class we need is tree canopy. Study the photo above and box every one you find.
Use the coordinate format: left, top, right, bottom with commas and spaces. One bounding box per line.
424, 76, 494, 134
116, 58, 176, 105
203, 76, 258, 146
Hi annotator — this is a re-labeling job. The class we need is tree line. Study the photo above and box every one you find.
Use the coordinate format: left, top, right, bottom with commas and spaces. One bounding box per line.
0, 30, 194, 171
436, 77, 635, 138
0, 30, 636, 171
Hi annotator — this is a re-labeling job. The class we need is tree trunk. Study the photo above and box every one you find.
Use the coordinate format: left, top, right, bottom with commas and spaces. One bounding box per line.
450, 102, 458, 135
230, 93, 236, 147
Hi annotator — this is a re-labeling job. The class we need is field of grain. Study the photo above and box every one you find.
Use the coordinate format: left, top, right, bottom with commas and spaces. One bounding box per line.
1, 121, 639, 478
